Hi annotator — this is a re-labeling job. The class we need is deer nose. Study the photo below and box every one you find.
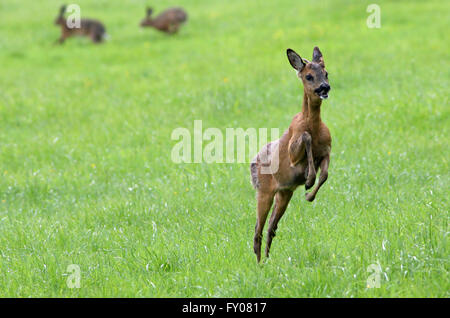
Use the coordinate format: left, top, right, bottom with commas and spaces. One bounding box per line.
320, 83, 330, 93
315, 83, 330, 94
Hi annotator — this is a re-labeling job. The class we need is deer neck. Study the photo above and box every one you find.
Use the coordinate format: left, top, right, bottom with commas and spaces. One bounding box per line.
301, 91, 322, 131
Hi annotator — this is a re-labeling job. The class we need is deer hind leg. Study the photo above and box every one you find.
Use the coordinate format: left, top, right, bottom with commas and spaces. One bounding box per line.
303, 132, 316, 190
306, 154, 330, 202
265, 190, 293, 258
253, 190, 275, 263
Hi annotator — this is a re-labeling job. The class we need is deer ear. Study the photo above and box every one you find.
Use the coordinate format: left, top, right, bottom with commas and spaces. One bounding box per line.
147, 7, 153, 17
60, 5, 67, 15
287, 49, 305, 72
312, 46, 325, 67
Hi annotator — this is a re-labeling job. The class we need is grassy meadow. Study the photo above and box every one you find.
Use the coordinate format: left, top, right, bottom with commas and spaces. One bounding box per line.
0, 0, 448, 297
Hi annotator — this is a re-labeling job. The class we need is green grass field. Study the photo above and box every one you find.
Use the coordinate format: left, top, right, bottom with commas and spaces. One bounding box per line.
0, 0, 448, 297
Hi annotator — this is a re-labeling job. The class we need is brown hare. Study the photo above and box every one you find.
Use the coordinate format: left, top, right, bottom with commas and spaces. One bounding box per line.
140, 7, 188, 34
55, 5, 107, 44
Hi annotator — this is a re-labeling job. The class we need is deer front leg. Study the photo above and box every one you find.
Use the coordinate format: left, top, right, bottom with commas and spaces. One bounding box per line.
288, 132, 316, 188
288, 131, 316, 190
303, 133, 316, 190
305, 154, 330, 202
288, 131, 307, 166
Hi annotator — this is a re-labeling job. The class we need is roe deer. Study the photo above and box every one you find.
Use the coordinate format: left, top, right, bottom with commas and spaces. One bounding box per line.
140, 7, 188, 34
250, 47, 332, 263
55, 5, 107, 44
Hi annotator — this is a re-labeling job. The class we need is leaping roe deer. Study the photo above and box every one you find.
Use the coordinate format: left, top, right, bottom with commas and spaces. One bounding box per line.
251, 47, 332, 263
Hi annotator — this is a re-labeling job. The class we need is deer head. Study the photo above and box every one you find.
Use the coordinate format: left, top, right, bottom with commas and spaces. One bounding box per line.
287, 47, 331, 100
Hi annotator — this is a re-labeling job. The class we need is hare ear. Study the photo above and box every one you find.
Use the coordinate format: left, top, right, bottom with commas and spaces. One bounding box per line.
312, 46, 325, 67
146, 7, 153, 17
287, 48, 305, 72
60, 5, 67, 15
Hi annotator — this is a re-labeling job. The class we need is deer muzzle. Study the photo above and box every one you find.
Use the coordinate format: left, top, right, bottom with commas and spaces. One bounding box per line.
315, 83, 331, 99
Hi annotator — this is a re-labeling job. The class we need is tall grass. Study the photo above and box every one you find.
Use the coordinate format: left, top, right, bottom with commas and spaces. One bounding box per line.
0, 0, 448, 297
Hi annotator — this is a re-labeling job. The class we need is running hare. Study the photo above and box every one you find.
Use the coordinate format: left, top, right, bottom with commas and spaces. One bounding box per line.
140, 7, 188, 34
55, 5, 107, 44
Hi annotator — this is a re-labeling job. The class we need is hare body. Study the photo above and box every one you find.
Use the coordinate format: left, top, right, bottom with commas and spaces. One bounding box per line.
140, 7, 188, 34
55, 6, 106, 44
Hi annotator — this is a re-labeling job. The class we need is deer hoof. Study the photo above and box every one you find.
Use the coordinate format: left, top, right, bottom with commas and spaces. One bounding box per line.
305, 177, 315, 190
305, 192, 315, 202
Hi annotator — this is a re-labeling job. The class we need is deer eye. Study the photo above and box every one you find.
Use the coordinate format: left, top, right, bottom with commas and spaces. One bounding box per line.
305, 74, 314, 81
